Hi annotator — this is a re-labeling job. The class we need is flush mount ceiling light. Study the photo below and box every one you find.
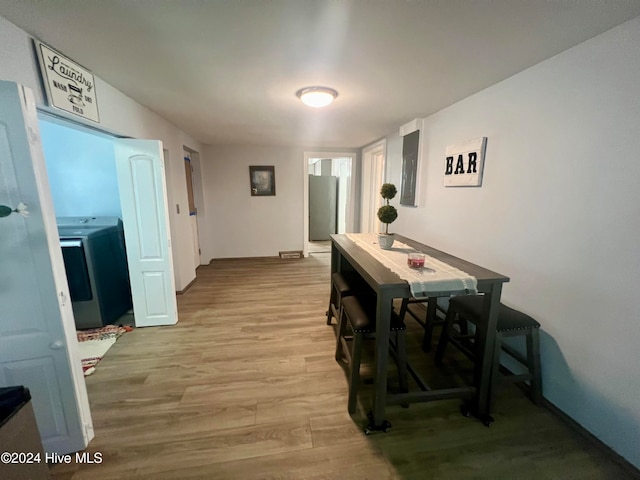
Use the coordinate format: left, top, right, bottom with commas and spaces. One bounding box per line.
296, 86, 338, 108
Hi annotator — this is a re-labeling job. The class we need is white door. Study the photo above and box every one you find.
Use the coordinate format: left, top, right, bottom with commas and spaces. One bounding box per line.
361, 140, 386, 233
0, 81, 93, 454
115, 139, 178, 327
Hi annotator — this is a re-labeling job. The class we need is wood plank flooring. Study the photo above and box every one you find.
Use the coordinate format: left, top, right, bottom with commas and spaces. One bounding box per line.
50, 254, 638, 479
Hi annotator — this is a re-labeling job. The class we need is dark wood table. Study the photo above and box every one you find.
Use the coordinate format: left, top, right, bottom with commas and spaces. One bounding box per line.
330, 233, 510, 431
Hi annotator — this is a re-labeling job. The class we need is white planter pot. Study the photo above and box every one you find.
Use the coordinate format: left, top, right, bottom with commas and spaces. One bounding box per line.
377, 233, 395, 250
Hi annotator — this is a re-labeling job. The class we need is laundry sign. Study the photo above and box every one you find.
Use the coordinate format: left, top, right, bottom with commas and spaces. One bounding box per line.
35, 40, 100, 123
444, 137, 486, 187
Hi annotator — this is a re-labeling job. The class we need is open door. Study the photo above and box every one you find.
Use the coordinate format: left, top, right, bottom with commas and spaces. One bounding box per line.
361, 140, 386, 233
0, 81, 93, 453
114, 139, 178, 327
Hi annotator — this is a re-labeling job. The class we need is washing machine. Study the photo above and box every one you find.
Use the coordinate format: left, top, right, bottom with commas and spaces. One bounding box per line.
57, 217, 133, 329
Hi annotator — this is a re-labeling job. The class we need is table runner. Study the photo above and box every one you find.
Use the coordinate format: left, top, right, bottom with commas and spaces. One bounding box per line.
345, 233, 478, 297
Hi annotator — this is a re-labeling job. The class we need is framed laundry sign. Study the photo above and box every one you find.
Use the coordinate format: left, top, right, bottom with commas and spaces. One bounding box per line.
444, 137, 487, 187
34, 40, 100, 123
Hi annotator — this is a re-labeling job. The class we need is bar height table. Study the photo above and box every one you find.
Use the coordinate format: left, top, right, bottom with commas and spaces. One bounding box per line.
330, 233, 510, 431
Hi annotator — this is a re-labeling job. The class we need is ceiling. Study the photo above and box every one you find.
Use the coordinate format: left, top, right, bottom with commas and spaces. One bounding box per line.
1, 1, 639, 148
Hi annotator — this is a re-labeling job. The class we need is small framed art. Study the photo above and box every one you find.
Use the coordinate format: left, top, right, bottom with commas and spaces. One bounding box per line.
249, 166, 276, 196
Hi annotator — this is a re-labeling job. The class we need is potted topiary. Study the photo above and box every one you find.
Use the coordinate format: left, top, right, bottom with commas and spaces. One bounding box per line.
377, 183, 398, 249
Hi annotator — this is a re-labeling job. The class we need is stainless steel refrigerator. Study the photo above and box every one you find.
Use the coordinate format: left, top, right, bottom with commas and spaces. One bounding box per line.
308, 175, 338, 241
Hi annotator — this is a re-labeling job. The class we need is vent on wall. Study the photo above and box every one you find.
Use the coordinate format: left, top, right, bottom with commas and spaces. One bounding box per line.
279, 250, 303, 259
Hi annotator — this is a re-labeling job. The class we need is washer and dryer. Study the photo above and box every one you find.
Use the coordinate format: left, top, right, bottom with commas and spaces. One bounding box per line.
57, 217, 132, 329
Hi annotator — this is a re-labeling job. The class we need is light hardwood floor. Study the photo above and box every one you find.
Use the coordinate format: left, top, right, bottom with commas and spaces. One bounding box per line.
50, 254, 638, 479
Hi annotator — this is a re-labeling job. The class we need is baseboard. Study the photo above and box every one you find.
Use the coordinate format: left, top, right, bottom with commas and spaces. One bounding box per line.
507, 380, 640, 477
540, 395, 640, 478
176, 277, 197, 295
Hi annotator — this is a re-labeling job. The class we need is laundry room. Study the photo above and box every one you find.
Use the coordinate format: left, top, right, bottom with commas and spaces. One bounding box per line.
38, 115, 135, 333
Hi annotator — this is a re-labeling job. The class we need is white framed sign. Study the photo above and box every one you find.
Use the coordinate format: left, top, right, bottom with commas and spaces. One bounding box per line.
444, 137, 486, 187
35, 40, 100, 123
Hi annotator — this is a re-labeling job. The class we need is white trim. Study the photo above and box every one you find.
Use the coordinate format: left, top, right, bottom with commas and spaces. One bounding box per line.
399, 118, 421, 136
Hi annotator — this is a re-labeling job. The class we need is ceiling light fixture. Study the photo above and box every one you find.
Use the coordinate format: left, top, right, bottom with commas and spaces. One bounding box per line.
296, 86, 338, 108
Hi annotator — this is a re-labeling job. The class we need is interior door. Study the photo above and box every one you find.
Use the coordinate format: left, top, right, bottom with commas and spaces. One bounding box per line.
361, 142, 385, 233
114, 139, 178, 327
0, 81, 93, 454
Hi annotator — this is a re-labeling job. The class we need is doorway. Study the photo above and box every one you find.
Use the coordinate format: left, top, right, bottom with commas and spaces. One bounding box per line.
38, 114, 134, 325
38, 112, 177, 328
303, 152, 355, 256
183, 148, 202, 268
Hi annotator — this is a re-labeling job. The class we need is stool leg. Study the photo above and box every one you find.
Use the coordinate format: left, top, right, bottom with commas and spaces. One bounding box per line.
327, 285, 337, 325
335, 304, 348, 362
527, 328, 543, 405
489, 331, 503, 412
395, 331, 408, 393
435, 306, 457, 366
348, 332, 363, 414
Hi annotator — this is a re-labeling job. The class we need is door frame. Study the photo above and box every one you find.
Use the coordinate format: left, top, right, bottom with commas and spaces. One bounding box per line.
183, 148, 202, 267
361, 139, 387, 234
303, 151, 356, 257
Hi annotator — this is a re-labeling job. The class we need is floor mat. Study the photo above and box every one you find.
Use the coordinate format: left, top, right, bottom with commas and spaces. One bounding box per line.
77, 325, 131, 376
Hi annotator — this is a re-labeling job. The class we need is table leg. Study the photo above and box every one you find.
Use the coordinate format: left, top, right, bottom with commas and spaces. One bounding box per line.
330, 241, 338, 275
371, 292, 393, 428
473, 284, 502, 420
327, 242, 340, 323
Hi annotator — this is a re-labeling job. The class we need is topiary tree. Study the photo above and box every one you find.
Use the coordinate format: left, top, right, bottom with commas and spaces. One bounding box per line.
377, 183, 398, 234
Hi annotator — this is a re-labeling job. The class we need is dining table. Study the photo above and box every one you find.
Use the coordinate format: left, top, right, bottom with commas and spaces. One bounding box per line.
330, 233, 510, 432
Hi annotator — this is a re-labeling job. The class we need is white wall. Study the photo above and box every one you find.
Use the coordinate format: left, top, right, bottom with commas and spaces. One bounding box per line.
0, 15, 202, 290
202, 145, 359, 259
382, 16, 640, 468
40, 118, 122, 218
201, 144, 304, 259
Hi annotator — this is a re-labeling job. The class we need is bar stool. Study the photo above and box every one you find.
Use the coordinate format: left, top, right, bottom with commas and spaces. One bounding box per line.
335, 295, 408, 414
435, 295, 542, 408
398, 296, 447, 352
326, 272, 356, 325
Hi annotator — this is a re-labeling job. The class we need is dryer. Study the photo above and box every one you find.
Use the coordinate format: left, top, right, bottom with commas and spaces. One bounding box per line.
57, 217, 132, 329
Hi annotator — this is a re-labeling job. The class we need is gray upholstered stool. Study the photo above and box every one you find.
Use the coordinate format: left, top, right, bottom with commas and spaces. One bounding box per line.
326, 272, 356, 325
336, 295, 408, 414
435, 295, 542, 408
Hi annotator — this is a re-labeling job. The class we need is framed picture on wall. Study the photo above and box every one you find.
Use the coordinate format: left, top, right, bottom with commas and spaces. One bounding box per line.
400, 130, 420, 206
249, 165, 276, 196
